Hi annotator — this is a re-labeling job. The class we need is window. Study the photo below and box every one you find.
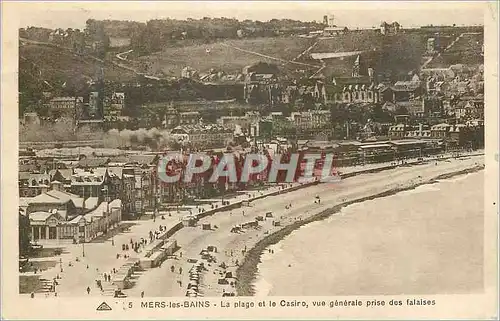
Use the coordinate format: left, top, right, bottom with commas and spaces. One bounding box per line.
369, 92, 373, 99
40, 227, 46, 239
355, 92, 359, 99
361, 93, 365, 100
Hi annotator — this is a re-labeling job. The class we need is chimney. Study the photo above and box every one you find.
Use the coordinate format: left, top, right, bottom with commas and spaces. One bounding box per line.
419, 123, 423, 136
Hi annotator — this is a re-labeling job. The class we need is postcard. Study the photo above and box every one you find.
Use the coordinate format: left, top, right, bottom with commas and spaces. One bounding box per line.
1, 1, 498, 319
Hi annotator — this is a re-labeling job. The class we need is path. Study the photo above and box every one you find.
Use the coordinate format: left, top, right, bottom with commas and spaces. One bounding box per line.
421, 31, 474, 70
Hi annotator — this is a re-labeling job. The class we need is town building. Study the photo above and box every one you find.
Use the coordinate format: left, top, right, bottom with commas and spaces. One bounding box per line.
179, 112, 201, 125
171, 124, 234, 149
19, 171, 51, 197
23, 112, 41, 126
70, 168, 112, 201
289, 110, 331, 130
380, 21, 400, 35
427, 38, 437, 54
325, 56, 379, 104
47, 97, 84, 118
388, 123, 409, 139
391, 74, 423, 102
26, 188, 85, 221
242, 62, 282, 105
323, 26, 348, 36
29, 199, 122, 244
104, 92, 125, 119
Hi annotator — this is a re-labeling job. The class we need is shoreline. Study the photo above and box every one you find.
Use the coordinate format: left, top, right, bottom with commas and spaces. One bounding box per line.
235, 164, 485, 297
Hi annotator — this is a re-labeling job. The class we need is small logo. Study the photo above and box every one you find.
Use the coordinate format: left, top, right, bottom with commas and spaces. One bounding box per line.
96, 302, 112, 311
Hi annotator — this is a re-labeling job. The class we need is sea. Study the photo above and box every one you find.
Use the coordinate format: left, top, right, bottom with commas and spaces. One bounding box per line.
254, 171, 484, 296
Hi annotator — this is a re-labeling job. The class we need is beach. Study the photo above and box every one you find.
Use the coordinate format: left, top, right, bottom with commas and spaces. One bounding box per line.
128, 154, 484, 297
254, 171, 484, 296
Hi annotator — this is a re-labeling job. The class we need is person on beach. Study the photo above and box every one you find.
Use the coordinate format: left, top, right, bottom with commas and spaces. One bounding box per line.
171, 265, 175, 273
87, 286, 91, 295
141, 291, 145, 298
179, 267, 183, 274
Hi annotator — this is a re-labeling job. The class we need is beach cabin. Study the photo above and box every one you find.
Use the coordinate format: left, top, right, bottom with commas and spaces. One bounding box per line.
241, 221, 259, 229
202, 223, 212, 230
231, 225, 242, 233
182, 215, 197, 227
207, 245, 218, 253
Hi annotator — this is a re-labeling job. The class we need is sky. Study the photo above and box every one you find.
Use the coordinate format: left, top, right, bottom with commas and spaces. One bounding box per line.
12, 1, 489, 30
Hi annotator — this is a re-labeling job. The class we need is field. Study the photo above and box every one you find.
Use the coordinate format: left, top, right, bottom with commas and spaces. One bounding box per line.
132, 32, 433, 80
133, 36, 317, 76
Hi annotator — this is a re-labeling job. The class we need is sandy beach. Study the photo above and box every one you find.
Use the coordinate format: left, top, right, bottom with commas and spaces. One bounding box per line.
253, 170, 484, 296
127, 154, 484, 297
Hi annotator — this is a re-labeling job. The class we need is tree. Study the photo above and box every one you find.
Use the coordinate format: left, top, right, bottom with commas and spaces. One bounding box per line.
19, 213, 31, 257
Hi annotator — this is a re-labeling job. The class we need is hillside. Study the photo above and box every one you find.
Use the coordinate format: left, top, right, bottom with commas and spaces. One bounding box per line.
426, 32, 484, 68
20, 44, 137, 85
131, 36, 317, 77
307, 32, 428, 80
19, 43, 139, 116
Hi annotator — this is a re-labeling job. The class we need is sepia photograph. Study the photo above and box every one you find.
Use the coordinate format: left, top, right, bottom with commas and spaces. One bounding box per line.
1, 1, 498, 320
